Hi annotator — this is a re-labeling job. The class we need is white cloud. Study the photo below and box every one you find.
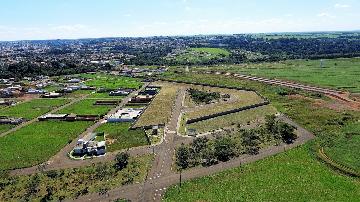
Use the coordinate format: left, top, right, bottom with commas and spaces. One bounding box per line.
317, 12, 336, 18
334, 3, 350, 8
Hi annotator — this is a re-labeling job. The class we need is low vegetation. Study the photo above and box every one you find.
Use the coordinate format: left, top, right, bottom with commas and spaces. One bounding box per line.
0, 99, 69, 119
165, 48, 231, 65
58, 99, 115, 116
176, 117, 297, 170
83, 74, 142, 90
166, 144, 360, 201
0, 154, 153, 201
0, 121, 93, 170
186, 105, 277, 134
188, 88, 221, 104
134, 83, 178, 127
95, 122, 149, 152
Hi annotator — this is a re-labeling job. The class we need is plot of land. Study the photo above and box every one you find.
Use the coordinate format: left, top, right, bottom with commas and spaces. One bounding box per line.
83, 74, 142, 89
0, 121, 93, 170
134, 82, 178, 127
95, 122, 149, 152
164, 145, 360, 201
187, 105, 277, 134
58, 99, 115, 116
0, 155, 153, 201
0, 99, 69, 119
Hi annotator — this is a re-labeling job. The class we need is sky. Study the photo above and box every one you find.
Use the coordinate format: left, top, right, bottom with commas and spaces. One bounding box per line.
0, 0, 359, 41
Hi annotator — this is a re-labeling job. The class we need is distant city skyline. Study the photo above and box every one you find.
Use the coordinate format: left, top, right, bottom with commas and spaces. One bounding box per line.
1, 0, 359, 41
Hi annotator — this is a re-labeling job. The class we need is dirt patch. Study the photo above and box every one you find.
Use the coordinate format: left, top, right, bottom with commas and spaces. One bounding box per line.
288, 94, 360, 112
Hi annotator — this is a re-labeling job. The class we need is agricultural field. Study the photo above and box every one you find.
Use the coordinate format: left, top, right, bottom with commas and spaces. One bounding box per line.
0, 99, 69, 120
186, 105, 277, 134
95, 122, 149, 152
134, 82, 178, 127
0, 121, 93, 170
0, 155, 153, 201
166, 48, 231, 64
164, 144, 360, 201
58, 99, 115, 116
82, 73, 142, 89
190, 58, 360, 93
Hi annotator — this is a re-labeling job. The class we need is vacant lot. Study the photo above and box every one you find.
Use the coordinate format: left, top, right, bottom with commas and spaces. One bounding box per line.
187, 105, 277, 134
95, 122, 149, 152
0, 155, 153, 201
0, 121, 93, 170
0, 99, 69, 119
134, 83, 178, 127
164, 145, 360, 201
193, 58, 360, 93
58, 99, 115, 116
83, 74, 142, 89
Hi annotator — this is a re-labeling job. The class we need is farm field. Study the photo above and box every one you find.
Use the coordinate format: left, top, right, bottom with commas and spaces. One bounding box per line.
186, 105, 277, 134
95, 122, 149, 152
0, 99, 69, 119
166, 48, 231, 64
58, 99, 115, 116
164, 144, 360, 201
0, 154, 153, 201
134, 82, 178, 127
0, 121, 93, 170
82, 73, 142, 89
192, 58, 360, 93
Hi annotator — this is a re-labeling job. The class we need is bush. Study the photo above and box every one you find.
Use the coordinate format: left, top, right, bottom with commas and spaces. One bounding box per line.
214, 137, 236, 161
176, 144, 190, 170
115, 152, 129, 171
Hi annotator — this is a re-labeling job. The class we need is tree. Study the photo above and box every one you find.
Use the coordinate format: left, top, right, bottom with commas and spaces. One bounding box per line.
276, 122, 297, 144
115, 152, 129, 171
214, 137, 236, 162
176, 143, 190, 170
202, 147, 218, 166
265, 114, 277, 133
191, 137, 209, 153
242, 129, 261, 155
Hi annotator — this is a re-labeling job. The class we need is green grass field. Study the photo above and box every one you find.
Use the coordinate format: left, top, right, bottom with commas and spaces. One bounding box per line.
0, 125, 14, 134
187, 105, 277, 134
0, 121, 93, 170
0, 99, 69, 120
58, 99, 115, 116
0, 155, 153, 201
83, 74, 142, 89
166, 47, 231, 64
324, 122, 360, 172
164, 144, 360, 201
191, 58, 360, 93
95, 122, 149, 152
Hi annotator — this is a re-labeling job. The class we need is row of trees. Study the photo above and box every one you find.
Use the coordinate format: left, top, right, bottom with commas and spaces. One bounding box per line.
176, 115, 297, 170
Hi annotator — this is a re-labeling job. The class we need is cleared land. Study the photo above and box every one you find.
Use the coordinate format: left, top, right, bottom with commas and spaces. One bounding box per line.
134, 82, 178, 127
185, 88, 264, 120
58, 99, 115, 116
0, 121, 93, 170
0, 155, 153, 201
0, 99, 69, 119
164, 145, 360, 201
95, 122, 149, 152
191, 58, 360, 93
187, 105, 277, 134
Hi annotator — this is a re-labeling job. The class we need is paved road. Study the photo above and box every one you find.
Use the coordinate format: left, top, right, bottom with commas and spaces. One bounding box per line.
0, 95, 90, 138
70, 115, 314, 202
